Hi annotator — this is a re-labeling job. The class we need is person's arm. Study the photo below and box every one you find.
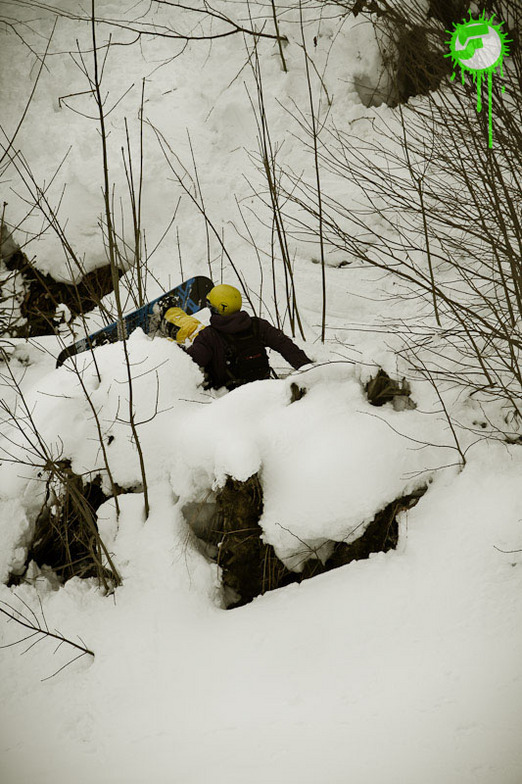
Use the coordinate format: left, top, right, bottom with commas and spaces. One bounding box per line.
257, 318, 311, 369
185, 330, 213, 368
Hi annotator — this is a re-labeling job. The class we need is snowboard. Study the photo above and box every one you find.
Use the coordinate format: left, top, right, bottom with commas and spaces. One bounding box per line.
56, 275, 213, 367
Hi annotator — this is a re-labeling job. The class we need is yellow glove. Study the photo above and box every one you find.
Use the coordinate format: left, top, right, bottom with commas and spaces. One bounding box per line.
164, 307, 205, 345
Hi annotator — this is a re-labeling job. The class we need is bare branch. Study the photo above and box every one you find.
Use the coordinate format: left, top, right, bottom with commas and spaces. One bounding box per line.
0, 603, 94, 658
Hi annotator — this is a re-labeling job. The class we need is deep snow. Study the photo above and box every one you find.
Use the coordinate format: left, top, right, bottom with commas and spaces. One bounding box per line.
1, 2, 521, 783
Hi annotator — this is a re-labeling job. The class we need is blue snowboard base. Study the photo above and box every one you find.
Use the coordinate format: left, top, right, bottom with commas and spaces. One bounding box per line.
56, 275, 213, 367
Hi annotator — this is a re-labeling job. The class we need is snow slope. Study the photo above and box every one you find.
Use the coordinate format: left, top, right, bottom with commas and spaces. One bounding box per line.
1, 437, 521, 784
1, 2, 521, 783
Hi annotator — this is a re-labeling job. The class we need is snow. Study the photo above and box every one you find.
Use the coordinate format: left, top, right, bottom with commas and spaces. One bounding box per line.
2, 450, 521, 784
1, 2, 522, 783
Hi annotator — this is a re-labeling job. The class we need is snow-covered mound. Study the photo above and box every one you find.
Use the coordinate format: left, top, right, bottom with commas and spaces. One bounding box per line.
1, 328, 521, 784
0, 332, 439, 577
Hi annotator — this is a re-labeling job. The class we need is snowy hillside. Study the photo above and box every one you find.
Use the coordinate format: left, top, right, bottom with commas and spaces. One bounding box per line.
1, 1, 522, 783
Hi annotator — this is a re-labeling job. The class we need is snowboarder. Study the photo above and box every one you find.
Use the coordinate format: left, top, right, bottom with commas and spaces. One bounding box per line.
164, 283, 311, 390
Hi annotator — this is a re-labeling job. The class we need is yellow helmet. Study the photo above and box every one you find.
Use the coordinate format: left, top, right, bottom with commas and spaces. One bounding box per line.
206, 284, 242, 315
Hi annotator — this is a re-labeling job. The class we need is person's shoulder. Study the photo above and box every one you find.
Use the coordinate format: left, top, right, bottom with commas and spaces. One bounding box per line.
251, 314, 271, 326
254, 316, 279, 333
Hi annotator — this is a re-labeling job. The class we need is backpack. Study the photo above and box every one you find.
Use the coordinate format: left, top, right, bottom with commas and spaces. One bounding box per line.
220, 317, 271, 389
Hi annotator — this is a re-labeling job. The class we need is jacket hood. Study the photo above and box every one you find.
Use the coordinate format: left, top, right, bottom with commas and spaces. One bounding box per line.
210, 310, 252, 334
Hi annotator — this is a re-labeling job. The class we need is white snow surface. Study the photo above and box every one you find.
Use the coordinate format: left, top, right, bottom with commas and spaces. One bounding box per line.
1, 2, 522, 783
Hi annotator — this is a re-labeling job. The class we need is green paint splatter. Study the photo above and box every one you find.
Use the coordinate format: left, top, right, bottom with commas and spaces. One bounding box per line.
445, 12, 510, 148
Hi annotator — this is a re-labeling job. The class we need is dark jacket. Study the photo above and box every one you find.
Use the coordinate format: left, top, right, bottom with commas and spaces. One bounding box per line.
186, 310, 311, 389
